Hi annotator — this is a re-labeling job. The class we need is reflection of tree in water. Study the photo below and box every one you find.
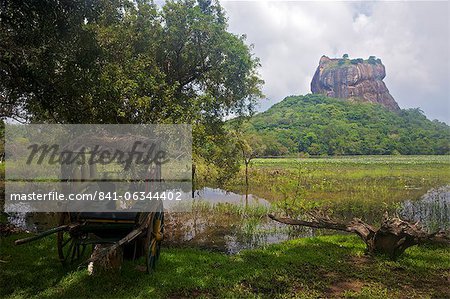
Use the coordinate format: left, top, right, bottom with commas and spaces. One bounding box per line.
399, 186, 449, 232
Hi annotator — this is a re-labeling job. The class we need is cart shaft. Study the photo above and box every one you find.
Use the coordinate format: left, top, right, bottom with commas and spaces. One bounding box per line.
15, 225, 69, 245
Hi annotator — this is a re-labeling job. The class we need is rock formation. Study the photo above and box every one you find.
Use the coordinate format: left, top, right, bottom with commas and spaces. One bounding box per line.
311, 55, 400, 111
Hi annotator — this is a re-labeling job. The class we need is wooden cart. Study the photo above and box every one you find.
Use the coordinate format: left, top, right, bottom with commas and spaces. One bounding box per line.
15, 133, 165, 273
16, 209, 164, 273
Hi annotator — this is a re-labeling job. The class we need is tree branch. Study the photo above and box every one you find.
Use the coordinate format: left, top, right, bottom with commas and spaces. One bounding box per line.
268, 212, 449, 259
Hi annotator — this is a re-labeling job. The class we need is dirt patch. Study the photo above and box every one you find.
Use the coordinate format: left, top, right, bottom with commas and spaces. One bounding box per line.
0, 223, 23, 237
168, 289, 214, 299
348, 255, 373, 266
326, 279, 364, 297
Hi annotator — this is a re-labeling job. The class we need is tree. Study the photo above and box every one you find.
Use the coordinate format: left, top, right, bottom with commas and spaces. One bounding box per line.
342, 54, 349, 59
0, 0, 263, 125
1, 0, 264, 180
0, 119, 4, 162
194, 128, 242, 185
0, 0, 107, 122
368, 56, 377, 64
234, 131, 265, 188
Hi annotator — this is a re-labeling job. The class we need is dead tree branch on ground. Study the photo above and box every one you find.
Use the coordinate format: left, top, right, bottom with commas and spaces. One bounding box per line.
268, 212, 449, 259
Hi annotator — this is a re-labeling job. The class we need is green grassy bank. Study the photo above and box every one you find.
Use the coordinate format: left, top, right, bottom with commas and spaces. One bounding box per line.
1, 233, 449, 298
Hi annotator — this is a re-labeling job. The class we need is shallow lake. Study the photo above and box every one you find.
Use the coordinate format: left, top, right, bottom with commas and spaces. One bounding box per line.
163, 185, 449, 253
7, 185, 449, 254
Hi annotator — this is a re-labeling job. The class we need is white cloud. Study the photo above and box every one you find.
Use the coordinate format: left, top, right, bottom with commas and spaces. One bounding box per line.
221, 1, 450, 123
352, 14, 369, 33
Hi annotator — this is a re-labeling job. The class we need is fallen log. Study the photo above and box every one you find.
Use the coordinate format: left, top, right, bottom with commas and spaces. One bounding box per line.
268, 212, 449, 259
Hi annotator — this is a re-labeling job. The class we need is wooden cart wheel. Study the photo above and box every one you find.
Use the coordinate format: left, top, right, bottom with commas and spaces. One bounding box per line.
145, 211, 164, 273
57, 213, 87, 265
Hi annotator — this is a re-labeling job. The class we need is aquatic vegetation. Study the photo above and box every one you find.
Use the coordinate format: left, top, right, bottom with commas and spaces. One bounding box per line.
220, 156, 449, 223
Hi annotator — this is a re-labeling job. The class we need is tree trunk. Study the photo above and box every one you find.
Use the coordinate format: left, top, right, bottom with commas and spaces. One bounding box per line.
245, 160, 249, 188
88, 244, 123, 275
268, 212, 449, 259
86, 214, 153, 274
192, 163, 196, 198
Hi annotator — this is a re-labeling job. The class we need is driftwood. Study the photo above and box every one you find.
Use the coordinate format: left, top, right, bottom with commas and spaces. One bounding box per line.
268, 211, 450, 259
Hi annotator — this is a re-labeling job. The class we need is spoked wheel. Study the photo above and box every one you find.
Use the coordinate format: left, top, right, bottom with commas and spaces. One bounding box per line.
145, 211, 164, 273
57, 213, 88, 265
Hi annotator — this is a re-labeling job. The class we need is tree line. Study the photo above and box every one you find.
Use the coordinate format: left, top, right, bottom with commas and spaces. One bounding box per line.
234, 94, 449, 156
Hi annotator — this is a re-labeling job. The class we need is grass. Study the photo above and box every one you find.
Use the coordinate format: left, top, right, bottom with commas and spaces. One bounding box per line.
1, 233, 449, 298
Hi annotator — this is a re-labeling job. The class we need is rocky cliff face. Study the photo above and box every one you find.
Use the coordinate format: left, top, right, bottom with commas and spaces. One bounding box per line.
311, 56, 400, 111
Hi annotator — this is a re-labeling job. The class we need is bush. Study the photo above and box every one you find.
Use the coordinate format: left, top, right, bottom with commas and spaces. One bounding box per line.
368, 56, 377, 64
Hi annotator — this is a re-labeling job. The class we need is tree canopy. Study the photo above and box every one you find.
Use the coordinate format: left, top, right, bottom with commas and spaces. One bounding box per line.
0, 0, 263, 181
0, 0, 263, 124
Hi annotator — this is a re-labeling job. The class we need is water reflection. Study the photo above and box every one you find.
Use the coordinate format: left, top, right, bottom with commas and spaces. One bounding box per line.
164, 212, 316, 254
5, 186, 449, 254
399, 185, 449, 232
194, 187, 270, 207
165, 187, 295, 254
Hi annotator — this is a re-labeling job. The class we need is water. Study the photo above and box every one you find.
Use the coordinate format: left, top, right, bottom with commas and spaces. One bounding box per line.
164, 188, 314, 254
5, 186, 449, 254
161, 185, 450, 253
193, 187, 271, 207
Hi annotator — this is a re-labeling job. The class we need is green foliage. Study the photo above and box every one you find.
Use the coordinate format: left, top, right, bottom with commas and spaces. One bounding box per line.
0, 0, 263, 124
350, 58, 364, 65
233, 94, 450, 156
368, 55, 378, 64
193, 128, 242, 186
232, 130, 266, 161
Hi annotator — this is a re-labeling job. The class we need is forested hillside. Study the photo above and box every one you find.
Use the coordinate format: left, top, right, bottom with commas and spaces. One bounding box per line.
238, 94, 449, 156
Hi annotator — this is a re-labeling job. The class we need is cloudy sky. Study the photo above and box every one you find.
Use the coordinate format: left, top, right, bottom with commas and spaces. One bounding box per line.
220, 1, 450, 123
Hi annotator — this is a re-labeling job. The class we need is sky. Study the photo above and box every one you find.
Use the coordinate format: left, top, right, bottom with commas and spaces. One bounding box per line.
220, 1, 450, 123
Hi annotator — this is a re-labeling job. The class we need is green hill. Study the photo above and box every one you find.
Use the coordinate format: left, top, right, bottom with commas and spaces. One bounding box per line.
238, 94, 449, 156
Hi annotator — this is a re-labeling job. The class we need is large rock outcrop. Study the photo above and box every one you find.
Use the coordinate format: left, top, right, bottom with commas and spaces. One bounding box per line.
311, 56, 400, 111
